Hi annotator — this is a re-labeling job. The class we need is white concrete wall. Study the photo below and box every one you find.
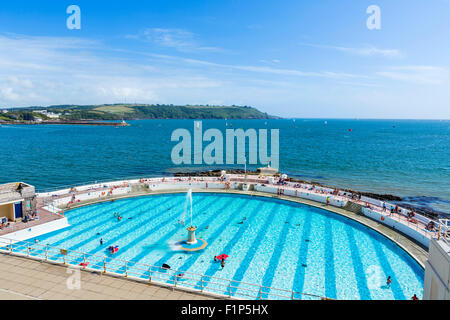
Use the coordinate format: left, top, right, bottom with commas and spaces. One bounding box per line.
362, 208, 431, 248
49, 187, 131, 208
423, 239, 450, 300
147, 182, 226, 191
0, 217, 70, 244
255, 184, 347, 208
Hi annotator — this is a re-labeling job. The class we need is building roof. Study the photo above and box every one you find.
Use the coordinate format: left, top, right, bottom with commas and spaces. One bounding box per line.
0, 182, 34, 204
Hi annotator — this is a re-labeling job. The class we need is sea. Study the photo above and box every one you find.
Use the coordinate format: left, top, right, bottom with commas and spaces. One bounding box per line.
1, 119, 449, 215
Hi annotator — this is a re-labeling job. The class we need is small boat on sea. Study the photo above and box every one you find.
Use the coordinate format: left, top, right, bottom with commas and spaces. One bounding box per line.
115, 120, 130, 127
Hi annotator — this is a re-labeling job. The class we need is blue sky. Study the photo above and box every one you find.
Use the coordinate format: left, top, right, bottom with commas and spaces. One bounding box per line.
0, 0, 449, 118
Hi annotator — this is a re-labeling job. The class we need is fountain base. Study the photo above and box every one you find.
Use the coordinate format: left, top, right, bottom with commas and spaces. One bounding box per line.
176, 238, 208, 252
176, 226, 208, 251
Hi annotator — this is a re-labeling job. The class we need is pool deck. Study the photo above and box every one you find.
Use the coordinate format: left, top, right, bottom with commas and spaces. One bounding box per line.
0, 253, 217, 300
0, 199, 62, 237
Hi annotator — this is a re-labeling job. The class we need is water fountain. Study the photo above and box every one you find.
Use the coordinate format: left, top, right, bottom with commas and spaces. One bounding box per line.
176, 189, 208, 252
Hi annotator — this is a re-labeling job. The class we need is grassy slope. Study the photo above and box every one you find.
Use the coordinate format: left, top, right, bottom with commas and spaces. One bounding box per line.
43, 104, 278, 120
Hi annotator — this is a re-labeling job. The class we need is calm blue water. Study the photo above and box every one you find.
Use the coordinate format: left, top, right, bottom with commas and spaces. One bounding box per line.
0, 119, 449, 214
24, 193, 423, 300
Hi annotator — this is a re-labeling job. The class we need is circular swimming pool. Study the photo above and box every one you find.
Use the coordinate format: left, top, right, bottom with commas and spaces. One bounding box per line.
34, 192, 423, 300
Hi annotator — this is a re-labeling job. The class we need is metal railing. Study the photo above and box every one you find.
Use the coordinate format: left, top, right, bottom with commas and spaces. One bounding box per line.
0, 237, 327, 300
438, 219, 450, 245
35, 174, 163, 194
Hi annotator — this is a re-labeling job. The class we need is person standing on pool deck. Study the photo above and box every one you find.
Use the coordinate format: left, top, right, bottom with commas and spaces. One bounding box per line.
412, 294, 419, 300
100, 238, 103, 245
221, 259, 225, 269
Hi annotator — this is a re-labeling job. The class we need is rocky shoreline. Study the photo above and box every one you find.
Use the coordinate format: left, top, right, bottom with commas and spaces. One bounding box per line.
172, 169, 443, 219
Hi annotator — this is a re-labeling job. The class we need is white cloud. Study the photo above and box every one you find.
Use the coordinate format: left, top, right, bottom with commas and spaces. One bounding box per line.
128, 28, 223, 53
300, 43, 402, 58
141, 53, 368, 80
0, 33, 449, 119
377, 66, 449, 84
0, 34, 223, 107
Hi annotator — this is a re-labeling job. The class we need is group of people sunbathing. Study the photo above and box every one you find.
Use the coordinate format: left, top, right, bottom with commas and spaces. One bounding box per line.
0, 222, 11, 230
23, 212, 39, 223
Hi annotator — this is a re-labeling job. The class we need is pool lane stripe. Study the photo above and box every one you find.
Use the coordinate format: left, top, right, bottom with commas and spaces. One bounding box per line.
38, 196, 155, 246
228, 202, 277, 295
43, 196, 167, 248
260, 205, 295, 298
177, 200, 256, 289
344, 223, 372, 300
37, 198, 135, 243
291, 209, 312, 297
110, 195, 219, 267
199, 202, 261, 280
87, 196, 213, 260
144, 196, 238, 273
45, 196, 184, 261
66, 195, 186, 252
370, 237, 406, 300
324, 216, 337, 299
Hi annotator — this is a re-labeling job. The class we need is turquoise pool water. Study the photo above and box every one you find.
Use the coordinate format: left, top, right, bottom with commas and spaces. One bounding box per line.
29, 193, 423, 300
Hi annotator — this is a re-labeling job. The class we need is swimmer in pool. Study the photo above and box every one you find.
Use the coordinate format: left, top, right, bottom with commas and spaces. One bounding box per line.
387, 276, 392, 288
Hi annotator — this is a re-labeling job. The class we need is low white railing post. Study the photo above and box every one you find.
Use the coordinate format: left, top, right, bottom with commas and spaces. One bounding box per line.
125, 262, 128, 277
83, 253, 86, 266
45, 245, 48, 261
201, 276, 204, 292
228, 280, 232, 297
259, 287, 262, 300
438, 223, 441, 240
148, 267, 152, 283
9, 239, 12, 254
103, 258, 106, 274
27, 243, 30, 257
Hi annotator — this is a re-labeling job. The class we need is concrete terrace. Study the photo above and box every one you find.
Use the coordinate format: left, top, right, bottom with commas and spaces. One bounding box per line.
0, 254, 216, 300
0, 204, 62, 237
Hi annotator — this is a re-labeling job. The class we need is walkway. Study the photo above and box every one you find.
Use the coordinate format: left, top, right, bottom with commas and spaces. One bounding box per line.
0, 253, 217, 300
